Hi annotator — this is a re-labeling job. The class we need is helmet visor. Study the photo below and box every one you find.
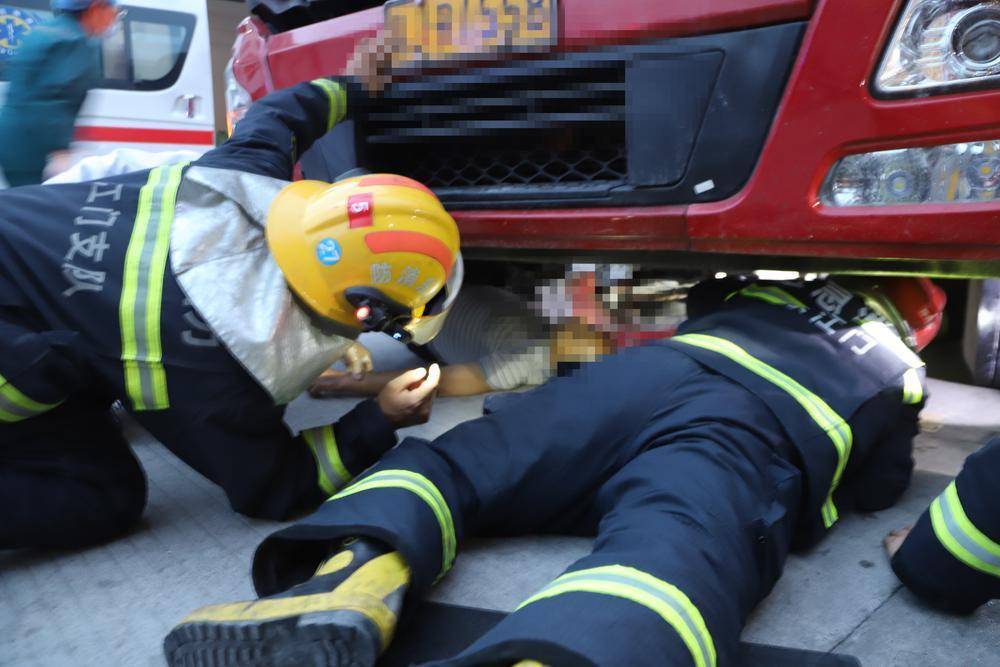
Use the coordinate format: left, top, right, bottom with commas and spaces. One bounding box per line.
405, 253, 464, 345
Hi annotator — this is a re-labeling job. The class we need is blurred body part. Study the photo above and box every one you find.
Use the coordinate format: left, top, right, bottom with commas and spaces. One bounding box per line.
310, 268, 686, 398
168, 275, 941, 667
887, 436, 1000, 613
0, 0, 117, 187
44, 148, 202, 184
0, 48, 461, 550
311, 285, 551, 397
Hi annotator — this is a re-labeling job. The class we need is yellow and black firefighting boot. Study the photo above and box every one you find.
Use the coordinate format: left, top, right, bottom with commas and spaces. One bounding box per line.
163, 537, 409, 667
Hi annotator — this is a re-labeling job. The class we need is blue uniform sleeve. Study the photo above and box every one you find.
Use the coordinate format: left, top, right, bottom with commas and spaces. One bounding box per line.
298, 398, 397, 498
193, 78, 359, 180
134, 387, 395, 521
684, 276, 748, 320
891, 438, 1000, 613
836, 394, 918, 512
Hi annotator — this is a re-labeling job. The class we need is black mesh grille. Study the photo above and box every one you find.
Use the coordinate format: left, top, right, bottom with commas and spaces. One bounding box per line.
361, 53, 629, 191
396, 140, 627, 188
336, 23, 805, 209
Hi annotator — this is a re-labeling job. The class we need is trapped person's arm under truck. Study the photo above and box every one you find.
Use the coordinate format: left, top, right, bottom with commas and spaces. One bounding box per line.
0, 59, 462, 548
310, 284, 554, 398
167, 276, 944, 667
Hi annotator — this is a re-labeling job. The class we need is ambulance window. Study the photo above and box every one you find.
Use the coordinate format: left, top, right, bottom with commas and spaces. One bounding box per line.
98, 6, 195, 91
130, 20, 188, 84
100, 26, 128, 81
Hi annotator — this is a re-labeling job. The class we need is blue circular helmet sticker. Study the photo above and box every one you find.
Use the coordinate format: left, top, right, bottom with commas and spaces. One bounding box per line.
316, 238, 342, 266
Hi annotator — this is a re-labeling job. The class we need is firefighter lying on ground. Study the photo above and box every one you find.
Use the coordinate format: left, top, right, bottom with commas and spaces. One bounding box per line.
0, 43, 462, 547
884, 435, 1000, 613
167, 276, 946, 667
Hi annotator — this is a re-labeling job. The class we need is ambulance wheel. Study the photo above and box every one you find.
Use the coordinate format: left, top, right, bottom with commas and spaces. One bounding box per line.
963, 279, 1000, 389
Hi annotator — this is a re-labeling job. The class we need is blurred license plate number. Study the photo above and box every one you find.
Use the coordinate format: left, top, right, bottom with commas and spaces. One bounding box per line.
385, 0, 557, 63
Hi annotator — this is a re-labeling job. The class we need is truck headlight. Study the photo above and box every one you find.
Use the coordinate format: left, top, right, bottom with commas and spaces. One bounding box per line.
224, 58, 252, 137
876, 1, 1000, 95
821, 140, 1000, 206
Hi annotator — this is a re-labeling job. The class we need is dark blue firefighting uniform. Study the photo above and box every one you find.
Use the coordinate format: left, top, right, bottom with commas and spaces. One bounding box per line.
250, 278, 927, 667
0, 79, 397, 549
892, 436, 1000, 613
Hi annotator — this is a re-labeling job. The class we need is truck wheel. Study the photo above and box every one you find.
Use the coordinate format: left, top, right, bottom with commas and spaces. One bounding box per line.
963, 279, 1000, 389
247, 0, 385, 33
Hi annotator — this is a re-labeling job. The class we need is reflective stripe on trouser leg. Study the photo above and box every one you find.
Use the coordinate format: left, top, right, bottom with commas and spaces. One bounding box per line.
930, 480, 1000, 578
309, 79, 348, 131
0, 371, 63, 423
517, 565, 717, 667
329, 469, 457, 581
119, 162, 188, 411
673, 333, 852, 529
302, 425, 352, 495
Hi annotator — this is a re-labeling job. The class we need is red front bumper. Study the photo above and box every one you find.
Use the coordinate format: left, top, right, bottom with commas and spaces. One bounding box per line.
233, 0, 1000, 269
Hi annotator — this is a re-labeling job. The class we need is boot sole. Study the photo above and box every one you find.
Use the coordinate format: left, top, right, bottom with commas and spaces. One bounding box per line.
163, 612, 377, 667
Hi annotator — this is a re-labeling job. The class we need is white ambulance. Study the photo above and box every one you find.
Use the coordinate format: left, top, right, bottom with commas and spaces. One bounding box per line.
0, 0, 216, 169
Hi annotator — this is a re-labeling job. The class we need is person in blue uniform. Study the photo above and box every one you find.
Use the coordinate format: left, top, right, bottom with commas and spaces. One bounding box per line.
167, 276, 946, 667
885, 435, 1000, 613
0, 44, 462, 550
0, 0, 117, 187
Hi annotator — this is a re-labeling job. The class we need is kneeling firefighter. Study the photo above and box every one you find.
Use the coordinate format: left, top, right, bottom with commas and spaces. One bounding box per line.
0, 68, 463, 548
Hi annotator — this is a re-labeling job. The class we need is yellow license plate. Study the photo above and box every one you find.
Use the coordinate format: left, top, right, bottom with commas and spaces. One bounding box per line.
385, 0, 558, 65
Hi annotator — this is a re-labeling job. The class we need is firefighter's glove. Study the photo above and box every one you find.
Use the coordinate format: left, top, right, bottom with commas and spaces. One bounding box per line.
376, 364, 440, 429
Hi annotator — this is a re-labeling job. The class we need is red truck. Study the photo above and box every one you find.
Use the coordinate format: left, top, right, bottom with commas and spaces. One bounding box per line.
225, 0, 1000, 386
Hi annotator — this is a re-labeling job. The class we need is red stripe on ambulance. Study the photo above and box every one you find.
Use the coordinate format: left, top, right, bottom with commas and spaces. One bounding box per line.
74, 126, 215, 145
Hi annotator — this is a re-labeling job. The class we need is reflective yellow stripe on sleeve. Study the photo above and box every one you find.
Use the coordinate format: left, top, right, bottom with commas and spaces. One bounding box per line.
0, 371, 63, 423
729, 284, 808, 311
517, 565, 717, 667
302, 424, 352, 495
902, 368, 924, 405
119, 162, 188, 411
673, 333, 853, 529
309, 79, 348, 132
329, 469, 457, 581
930, 481, 1000, 578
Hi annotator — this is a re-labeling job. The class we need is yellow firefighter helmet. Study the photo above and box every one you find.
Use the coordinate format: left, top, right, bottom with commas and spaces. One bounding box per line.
266, 174, 462, 344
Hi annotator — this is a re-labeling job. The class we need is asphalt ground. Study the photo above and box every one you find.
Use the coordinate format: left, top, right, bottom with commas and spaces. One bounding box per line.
1, 335, 998, 667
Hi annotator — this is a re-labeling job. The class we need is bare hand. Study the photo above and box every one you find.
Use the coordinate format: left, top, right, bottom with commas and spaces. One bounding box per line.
43, 150, 75, 180
377, 364, 441, 429
341, 342, 374, 380
883, 525, 913, 560
345, 28, 400, 95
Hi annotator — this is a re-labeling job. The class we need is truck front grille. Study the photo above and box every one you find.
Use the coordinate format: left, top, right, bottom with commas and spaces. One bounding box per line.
361, 53, 629, 191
